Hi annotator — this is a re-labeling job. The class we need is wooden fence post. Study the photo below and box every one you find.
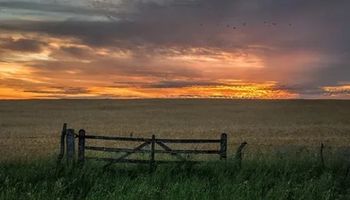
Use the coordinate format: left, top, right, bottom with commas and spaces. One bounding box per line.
235, 141, 247, 168
220, 133, 227, 160
150, 135, 156, 173
57, 123, 67, 164
66, 129, 75, 165
319, 143, 325, 168
78, 129, 86, 165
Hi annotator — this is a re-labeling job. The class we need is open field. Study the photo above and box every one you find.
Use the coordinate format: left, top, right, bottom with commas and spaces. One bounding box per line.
1, 99, 350, 199
0, 99, 350, 161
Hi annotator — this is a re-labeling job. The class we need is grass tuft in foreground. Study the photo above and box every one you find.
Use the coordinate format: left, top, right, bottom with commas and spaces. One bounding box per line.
0, 156, 349, 200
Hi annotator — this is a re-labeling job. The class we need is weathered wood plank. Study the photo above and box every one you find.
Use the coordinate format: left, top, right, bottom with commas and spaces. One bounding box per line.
86, 157, 150, 164
159, 149, 221, 154
84, 135, 220, 143
150, 135, 156, 172
86, 157, 201, 165
155, 160, 200, 164
85, 145, 220, 155
155, 139, 221, 143
66, 129, 75, 165
319, 143, 325, 168
85, 135, 149, 142
235, 141, 247, 168
78, 129, 86, 164
85, 146, 151, 153
57, 123, 67, 164
220, 133, 227, 160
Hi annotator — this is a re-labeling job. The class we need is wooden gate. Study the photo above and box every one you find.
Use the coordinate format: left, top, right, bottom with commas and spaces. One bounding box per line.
58, 123, 227, 171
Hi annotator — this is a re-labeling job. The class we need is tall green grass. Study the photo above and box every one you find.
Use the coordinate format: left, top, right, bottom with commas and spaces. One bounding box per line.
0, 156, 349, 200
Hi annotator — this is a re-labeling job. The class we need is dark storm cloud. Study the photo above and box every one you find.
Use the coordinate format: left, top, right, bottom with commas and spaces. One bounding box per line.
0, 1, 117, 16
59, 46, 88, 57
26, 57, 202, 79
274, 84, 324, 97
24, 86, 90, 95
0, 37, 46, 52
1, 0, 349, 52
313, 55, 350, 86
48, 45, 96, 60
0, 0, 272, 48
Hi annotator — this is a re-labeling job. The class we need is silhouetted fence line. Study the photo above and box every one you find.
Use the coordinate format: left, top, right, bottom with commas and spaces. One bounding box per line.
55, 123, 350, 172
57, 123, 228, 171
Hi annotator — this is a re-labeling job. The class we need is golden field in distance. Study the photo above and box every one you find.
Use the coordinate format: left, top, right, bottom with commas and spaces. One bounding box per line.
0, 99, 349, 161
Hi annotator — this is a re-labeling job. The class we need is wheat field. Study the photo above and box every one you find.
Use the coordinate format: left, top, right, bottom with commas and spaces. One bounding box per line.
0, 99, 350, 161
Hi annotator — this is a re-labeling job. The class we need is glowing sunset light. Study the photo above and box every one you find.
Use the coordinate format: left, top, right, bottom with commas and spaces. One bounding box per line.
0, 64, 23, 75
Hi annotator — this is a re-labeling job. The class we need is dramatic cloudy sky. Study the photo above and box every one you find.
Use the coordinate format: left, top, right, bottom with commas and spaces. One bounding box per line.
0, 0, 349, 99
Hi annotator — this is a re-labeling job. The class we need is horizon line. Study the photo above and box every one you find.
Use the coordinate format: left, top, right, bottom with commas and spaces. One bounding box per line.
0, 98, 349, 101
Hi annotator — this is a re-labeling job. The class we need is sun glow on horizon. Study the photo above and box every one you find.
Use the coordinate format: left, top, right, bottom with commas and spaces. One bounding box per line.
0, 78, 299, 99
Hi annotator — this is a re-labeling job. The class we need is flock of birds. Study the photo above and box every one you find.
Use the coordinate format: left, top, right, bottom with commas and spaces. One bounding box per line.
199, 21, 293, 30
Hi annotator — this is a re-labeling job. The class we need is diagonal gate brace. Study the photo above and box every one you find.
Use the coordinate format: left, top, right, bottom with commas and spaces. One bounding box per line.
103, 141, 150, 168
156, 141, 187, 162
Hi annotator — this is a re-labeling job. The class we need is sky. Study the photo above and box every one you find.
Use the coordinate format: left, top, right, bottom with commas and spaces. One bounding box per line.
0, 0, 349, 99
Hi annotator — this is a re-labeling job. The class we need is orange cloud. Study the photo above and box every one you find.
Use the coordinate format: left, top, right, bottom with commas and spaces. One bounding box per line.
322, 84, 350, 98
0, 30, 342, 99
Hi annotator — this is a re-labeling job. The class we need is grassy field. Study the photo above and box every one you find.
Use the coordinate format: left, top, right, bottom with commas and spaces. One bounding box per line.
1, 99, 350, 199
1, 156, 350, 200
0, 156, 350, 200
